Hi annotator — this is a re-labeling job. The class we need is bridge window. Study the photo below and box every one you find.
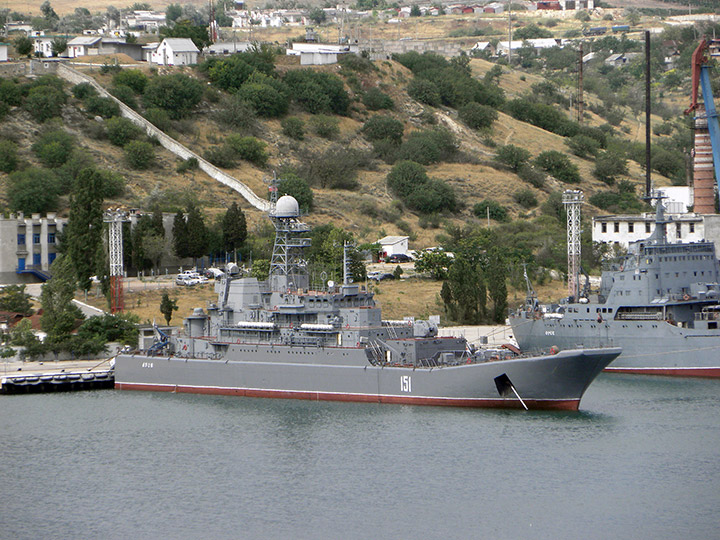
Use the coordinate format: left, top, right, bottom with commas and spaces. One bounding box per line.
628, 222, 634, 233
614, 222, 619, 233
690, 223, 695, 233
601, 222, 607, 233
646, 223, 651, 233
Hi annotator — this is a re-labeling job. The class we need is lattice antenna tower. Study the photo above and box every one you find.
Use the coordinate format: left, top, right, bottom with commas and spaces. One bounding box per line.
343, 241, 355, 285
269, 196, 311, 292
562, 190, 584, 300
104, 209, 130, 313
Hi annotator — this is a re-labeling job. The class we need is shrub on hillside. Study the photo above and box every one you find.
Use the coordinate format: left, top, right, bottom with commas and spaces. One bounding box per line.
458, 102, 498, 130
0, 80, 22, 106
84, 96, 120, 118
124, 140, 155, 170
310, 115, 340, 139
513, 188, 538, 209
281, 117, 305, 140
176, 157, 199, 174
593, 151, 628, 185
362, 87, 394, 110
225, 135, 268, 167
143, 108, 172, 131
215, 95, 257, 133
405, 178, 457, 214
72, 82, 98, 100
236, 75, 289, 118
105, 117, 143, 146
496, 144, 531, 172
535, 150, 581, 183
97, 169, 125, 198
566, 134, 601, 159
112, 69, 148, 94
24, 85, 66, 122
387, 160, 429, 199
407, 77, 440, 106
205, 144, 237, 168
473, 199, 508, 222
31, 130, 75, 168
505, 98, 579, 137
109, 85, 137, 109
362, 116, 404, 143
298, 146, 367, 190
7, 168, 59, 214
398, 128, 457, 165
0, 140, 18, 173
518, 164, 546, 188
143, 74, 204, 119
283, 69, 350, 115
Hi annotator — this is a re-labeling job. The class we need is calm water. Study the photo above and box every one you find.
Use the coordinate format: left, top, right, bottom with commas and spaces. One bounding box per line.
1, 374, 718, 540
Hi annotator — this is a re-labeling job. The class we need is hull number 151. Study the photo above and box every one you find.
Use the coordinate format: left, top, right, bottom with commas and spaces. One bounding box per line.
401, 375, 412, 392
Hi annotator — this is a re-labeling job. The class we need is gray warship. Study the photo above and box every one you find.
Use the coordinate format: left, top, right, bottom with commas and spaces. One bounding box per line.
510, 200, 720, 377
115, 195, 619, 410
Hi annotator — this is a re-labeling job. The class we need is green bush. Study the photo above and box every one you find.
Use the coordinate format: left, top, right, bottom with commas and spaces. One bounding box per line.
496, 144, 531, 172
473, 199, 508, 222
124, 140, 155, 169
112, 69, 148, 94
283, 69, 350, 115
105, 117, 143, 146
143, 74, 204, 119
237, 78, 289, 118
215, 95, 257, 133
387, 160, 429, 199
7, 168, 59, 213
362, 115, 404, 143
298, 146, 366, 190
458, 102, 498, 130
407, 77, 440, 106
225, 135, 268, 167
84, 96, 120, 118
281, 117, 305, 140
593, 151, 629, 185
109, 85, 137, 109
404, 178, 457, 214
144, 108, 172, 131
371, 138, 402, 164
566, 134, 601, 159
505, 98, 579, 137
513, 188, 538, 209
0, 79, 22, 106
97, 169, 125, 198
518, 164, 546, 188
0, 140, 19, 173
398, 128, 457, 165
362, 87, 394, 110
32, 130, 75, 168
310, 115, 340, 139
177, 157, 199, 173
24, 85, 66, 122
535, 150, 581, 183
205, 145, 237, 168
71, 82, 98, 100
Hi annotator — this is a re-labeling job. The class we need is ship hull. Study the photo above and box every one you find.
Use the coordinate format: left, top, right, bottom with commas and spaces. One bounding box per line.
510, 316, 720, 378
115, 346, 620, 411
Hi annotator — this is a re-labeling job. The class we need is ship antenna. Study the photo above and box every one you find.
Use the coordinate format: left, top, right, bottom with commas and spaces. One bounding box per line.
562, 190, 584, 302
522, 263, 537, 309
343, 241, 355, 285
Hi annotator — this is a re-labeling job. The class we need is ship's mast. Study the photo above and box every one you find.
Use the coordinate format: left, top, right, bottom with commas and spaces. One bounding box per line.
269, 196, 311, 292
563, 190, 584, 301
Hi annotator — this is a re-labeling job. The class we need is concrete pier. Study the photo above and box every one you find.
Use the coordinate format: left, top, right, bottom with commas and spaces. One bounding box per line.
0, 359, 114, 394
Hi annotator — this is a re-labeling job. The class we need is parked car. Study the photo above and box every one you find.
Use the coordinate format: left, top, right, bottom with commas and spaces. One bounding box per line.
367, 271, 395, 282
385, 253, 413, 263
176, 270, 202, 286
205, 268, 225, 279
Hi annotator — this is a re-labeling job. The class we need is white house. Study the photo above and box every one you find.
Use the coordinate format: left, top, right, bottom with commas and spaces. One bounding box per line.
377, 236, 410, 259
286, 42, 354, 65
0, 43, 8, 62
66, 36, 102, 58
33, 37, 55, 58
151, 38, 200, 66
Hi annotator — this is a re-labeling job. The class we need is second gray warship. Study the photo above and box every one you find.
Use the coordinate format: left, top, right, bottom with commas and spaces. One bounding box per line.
115, 196, 619, 410
510, 200, 720, 377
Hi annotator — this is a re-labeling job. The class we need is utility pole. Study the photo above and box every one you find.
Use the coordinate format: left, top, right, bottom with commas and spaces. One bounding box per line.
577, 42, 584, 123
645, 30, 652, 198
507, 0, 512, 65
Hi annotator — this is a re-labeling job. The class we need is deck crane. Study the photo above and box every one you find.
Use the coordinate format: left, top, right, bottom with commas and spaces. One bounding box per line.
685, 39, 720, 214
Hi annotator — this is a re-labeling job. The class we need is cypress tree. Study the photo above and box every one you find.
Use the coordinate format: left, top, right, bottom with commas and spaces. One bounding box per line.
185, 203, 208, 262
222, 202, 247, 257
172, 210, 189, 258
487, 246, 508, 324
66, 168, 104, 291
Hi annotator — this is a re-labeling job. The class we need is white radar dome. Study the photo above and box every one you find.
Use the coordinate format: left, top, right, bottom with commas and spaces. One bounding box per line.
274, 195, 300, 218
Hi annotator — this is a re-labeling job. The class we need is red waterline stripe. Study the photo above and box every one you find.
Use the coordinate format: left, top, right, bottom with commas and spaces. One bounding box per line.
604, 366, 720, 378
114, 382, 580, 411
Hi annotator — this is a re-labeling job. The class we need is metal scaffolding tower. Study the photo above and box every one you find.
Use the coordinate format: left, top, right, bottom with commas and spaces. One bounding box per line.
104, 210, 129, 313
563, 190, 584, 300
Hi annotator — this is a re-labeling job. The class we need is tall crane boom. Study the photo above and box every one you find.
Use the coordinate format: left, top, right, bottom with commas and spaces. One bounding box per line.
685, 39, 720, 213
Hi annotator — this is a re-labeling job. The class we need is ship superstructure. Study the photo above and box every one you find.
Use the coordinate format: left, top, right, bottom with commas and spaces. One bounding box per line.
510, 199, 720, 377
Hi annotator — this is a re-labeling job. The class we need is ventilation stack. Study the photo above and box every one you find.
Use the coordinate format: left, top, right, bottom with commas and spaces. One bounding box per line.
693, 103, 716, 214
